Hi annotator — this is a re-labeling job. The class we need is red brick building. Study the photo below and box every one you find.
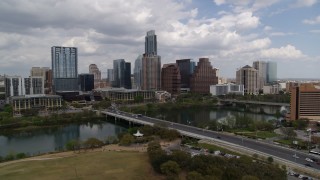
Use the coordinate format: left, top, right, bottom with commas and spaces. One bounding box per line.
190, 58, 218, 94
161, 63, 181, 95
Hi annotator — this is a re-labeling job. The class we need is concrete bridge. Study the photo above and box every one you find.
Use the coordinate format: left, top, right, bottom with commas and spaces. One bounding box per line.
219, 99, 290, 107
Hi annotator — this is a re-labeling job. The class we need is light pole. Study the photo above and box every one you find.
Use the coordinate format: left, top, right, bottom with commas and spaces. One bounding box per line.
293, 140, 298, 163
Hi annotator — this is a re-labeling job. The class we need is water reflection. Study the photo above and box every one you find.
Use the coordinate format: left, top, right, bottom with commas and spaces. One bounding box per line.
0, 122, 126, 157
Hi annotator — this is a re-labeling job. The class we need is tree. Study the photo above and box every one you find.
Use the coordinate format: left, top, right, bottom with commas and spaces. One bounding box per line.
66, 140, 81, 151
119, 133, 134, 146
160, 160, 181, 177
280, 127, 297, 140
267, 156, 274, 164
242, 175, 259, 180
187, 171, 205, 180
292, 119, 309, 130
16, 153, 27, 159
83, 138, 104, 150
134, 95, 144, 103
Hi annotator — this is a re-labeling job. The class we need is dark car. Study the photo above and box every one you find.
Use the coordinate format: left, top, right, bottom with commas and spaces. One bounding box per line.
304, 163, 312, 167
217, 136, 221, 139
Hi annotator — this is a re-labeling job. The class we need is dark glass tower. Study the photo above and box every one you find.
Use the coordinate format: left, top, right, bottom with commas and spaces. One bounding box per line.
145, 30, 157, 56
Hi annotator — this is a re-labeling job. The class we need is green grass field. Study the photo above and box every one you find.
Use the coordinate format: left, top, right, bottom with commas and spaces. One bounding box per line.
0, 151, 162, 180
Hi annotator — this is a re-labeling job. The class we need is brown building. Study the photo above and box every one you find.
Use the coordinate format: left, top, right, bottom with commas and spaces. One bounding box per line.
89, 64, 102, 89
161, 63, 181, 95
236, 65, 258, 95
190, 58, 218, 94
289, 83, 320, 121
141, 55, 161, 90
30, 67, 52, 94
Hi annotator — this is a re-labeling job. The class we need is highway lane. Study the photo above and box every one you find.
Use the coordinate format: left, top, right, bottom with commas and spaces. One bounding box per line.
106, 110, 320, 171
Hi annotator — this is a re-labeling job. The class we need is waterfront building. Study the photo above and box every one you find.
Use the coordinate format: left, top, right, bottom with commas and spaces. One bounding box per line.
94, 88, 155, 102
161, 63, 181, 95
190, 58, 218, 94
253, 61, 267, 90
289, 83, 320, 121
267, 61, 277, 83
112, 59, 131, 89
89, 64, 102, 89
51, 46, 78, 92
24, 76, 44, 95
263, 84, 281, 94
236, 65, 258, 94
30, 67, 52, 94
176, 59, 195, 91
210, 83, 244, 96
5, 76, 25, 97
9, 95, 62, 114
79, 74, 94, 92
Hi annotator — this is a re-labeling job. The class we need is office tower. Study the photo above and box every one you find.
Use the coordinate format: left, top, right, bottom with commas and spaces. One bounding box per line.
267, 61, 277, 83
134, 55, 143, 89
79, 74, 94, 91
0, 75, 5, 103
145, 30, 157, 56
107, 69, 114, 84
176, 59, 195, 90
161, 63, 181, 95
89, 64, 101, 89
142, 55, 161, 90
253, 61, 267, 89
113, 59, 131, 89
141, 30, 161, 90
30, 67, 52, 94
5, 76, 25, 97
24, 76, 44, 95
51, 46, 78, 92
190, 58, 218, 94
236, 65, 258, 94
289, 83, 320, 120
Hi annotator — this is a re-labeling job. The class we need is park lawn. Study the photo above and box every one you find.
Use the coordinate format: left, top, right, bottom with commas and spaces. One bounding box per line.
0, 151, 162, 180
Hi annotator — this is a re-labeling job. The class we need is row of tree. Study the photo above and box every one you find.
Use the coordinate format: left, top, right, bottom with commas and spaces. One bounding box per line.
147, 141, 287, 180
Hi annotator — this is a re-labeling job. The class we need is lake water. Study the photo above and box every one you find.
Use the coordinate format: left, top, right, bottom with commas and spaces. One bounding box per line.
0, 122, 127, 157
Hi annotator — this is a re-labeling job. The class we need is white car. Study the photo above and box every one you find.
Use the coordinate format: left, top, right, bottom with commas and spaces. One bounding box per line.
292, 154, 299, 159
305, 158, 313, 162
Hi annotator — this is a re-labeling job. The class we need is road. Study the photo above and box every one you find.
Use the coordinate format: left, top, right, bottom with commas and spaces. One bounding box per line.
103, 110, 320, 172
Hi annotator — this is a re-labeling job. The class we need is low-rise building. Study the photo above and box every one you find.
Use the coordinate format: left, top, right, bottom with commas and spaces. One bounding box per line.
8, 94, 62, 113
94, 88, 155, 102
210, 83, 244, 96
263, 84, 281, 94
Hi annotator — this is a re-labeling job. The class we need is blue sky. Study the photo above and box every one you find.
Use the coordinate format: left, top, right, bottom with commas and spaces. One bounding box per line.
0, 0, 319, 79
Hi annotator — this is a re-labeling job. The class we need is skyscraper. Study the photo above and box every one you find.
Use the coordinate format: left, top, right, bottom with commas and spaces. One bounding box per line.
89, 64, 101, 89
176, 59, 195, 90
5, 76, 25, 97
145, 30, 157, 56
51, 46, 78, 92
267, 61, 277, 83
190, 58, 218, 94
253, 61, 267, 90
134, 55, 143, 89
30, 67, 52, 94
107, 69, 114, 84
161, 63, 181, 95
113, 59, 131, 89
141, 30, 161, 90
236, 65, 258, 94
79, 74, 94, 91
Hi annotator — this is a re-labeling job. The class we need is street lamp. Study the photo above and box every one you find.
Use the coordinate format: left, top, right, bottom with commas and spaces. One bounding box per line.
293, 140, 298, 163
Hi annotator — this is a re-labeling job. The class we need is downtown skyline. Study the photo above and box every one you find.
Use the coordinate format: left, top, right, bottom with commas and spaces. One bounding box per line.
0, 0, 319, 79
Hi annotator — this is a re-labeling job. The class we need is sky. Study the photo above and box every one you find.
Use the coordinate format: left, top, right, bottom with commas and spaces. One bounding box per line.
0, 0, 319, 79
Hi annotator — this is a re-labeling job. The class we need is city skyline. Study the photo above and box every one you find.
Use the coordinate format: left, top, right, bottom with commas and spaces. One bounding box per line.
0, 0, 319, 79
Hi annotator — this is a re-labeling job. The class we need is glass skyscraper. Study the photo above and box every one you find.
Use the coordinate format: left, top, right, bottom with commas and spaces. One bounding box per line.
267, 61, 277, 83
145, 30, 157, 56
51, 46, 78, 92
112, 59, 131, 89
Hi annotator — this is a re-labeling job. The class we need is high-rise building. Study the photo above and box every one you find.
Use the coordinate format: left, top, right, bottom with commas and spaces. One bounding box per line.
161, 63, 181, 95
145, 30, 157, 56
51, 46, 78, 92
236, 65, 258, 94
107, 69, 114, 84
210, 83, 244, 96
134, 55, 143, 89
79, 74, 94, 92
190, 58, 218, 94
89, 64, 101, 89
289, 83, 320, 121
112, 59, 131, 89
141, 30, 161, 90
24, 76, 44, 95
142, 55, 161, 90
0, 75, 6, 104
30, 67, 52, 94
267, 61, 277, 83
5, 76, 25, 97
253, 61, 267, 90
176, 59, 195, 90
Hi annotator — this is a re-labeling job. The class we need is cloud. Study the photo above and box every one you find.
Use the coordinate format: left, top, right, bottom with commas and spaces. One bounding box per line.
310, 29, 320, 33
291, 0, 317, 7
303, 15, 320, 25
260, 45, 306, 60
